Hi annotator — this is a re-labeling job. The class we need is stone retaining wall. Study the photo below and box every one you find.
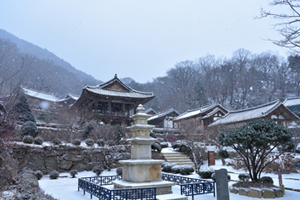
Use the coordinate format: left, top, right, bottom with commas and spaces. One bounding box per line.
12, 143, 130, 174
230, 186, 284, 198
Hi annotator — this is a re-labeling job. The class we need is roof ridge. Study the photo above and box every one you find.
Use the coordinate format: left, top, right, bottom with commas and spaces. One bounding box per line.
228, 100, 280, 114
21, 86, 59, 100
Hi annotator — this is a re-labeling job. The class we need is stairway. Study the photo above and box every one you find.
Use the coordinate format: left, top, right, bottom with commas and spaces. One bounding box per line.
161, 148, 195, 168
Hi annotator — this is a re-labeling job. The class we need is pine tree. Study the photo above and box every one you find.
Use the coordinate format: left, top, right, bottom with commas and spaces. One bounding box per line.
10, 95, 36, 123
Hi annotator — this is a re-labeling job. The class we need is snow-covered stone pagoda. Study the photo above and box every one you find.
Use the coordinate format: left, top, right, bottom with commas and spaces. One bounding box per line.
71, 75, 155, 126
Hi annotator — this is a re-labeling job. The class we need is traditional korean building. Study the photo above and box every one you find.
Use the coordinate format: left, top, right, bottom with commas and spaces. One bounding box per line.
145, 108, 158, 116
173, 104, 228, 131
71, 75, 155, 126
147, 108, 180, 129
209, 100, 299, 130
283, 97, 300, 117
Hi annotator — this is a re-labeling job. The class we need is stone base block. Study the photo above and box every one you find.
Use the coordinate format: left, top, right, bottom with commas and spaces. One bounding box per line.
113, 180, 175, 195
249, 188, 262, 198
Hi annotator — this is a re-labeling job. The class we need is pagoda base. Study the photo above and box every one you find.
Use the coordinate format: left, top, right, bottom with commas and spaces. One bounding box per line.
113, 180, 175, 195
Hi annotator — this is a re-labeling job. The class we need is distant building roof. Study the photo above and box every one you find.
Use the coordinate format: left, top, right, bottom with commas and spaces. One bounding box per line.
283, 97, 300, 107
145, 108, 158, 115
148, 108, 180, 122
174, 104, 227, 121
83, 75, 154, 99
21, 86, 59, 102
209, 100, 299, 127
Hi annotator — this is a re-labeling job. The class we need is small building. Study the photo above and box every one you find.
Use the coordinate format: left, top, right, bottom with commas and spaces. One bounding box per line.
145, 108, 158, 116
147, 108, 180, 129
173, 104, 228, 131
283, 97, 300, 117
208, 100, 299, 130
71, 75, 155, 126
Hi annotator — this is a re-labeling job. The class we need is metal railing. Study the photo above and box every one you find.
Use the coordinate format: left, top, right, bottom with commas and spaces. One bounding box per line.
162, 173, 215, 199
78, 175, 156, 200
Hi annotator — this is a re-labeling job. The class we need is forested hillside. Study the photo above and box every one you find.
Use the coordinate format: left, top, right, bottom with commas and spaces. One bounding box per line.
126, 49, 300, 113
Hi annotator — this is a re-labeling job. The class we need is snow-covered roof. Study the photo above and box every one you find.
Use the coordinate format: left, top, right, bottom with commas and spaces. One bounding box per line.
56, 93, 80, 103
209, 100, 297, 127
283, 97, 300, 107
84, 75, 154, 99
145, 108, 157, 115
148, 108, 180, 121
21, 86, 59, 102
202, 107, 227, 119
174, 104, 227, 121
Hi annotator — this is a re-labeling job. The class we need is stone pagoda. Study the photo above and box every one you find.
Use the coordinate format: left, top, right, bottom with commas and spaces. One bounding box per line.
113, 104, 187, 199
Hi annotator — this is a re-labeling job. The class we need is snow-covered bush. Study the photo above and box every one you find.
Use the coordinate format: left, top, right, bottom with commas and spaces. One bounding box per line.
21, 121, 38, 138
162, 162, 176, 172
85, 138, 95, 147
171, 165, 181, 173
92, 166, 104, 176
150, 132, 156, 138
117, 167, 122, 175
34, 136, 43, 145
198, 167, 214, 178
70, 169, 78, 178
49, 170, 59, 179
23, 135, 33, 144
82, 123, 94, 139
259, 176, 274, 185
172, 140, 193, 154
72, 139, 81, 146
151, 142, 162, 152
211, 172, 231, 182
97, 139, 105, 146
34, 170, 43, 180
238, 173, 250, 182
160, 142, 168, 148
179, 165, 194, 175
52, 138, 61, 145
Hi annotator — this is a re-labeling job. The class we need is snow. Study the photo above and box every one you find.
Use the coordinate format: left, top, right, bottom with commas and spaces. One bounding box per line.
38, 158, 300, 200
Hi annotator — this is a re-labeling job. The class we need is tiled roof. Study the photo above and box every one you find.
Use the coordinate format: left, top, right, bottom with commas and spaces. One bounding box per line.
283, 97, 300, 107
84, 75, 154, 99
148, 108, 180, 121
21, 87, 59, 102
208, 100, 284, 127
174, 104, 226, 121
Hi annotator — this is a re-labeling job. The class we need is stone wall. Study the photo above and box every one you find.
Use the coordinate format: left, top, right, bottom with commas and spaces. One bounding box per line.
12, 143, 130, 174
230, 186, 284, 198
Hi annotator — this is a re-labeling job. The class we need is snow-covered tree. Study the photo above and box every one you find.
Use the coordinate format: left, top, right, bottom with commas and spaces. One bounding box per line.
10, 95, 35, 123
217, 119, 294, 182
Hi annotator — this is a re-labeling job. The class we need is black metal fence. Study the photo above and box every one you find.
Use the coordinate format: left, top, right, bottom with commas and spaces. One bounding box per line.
78, 175, 156, 200
78, 174, 215, 200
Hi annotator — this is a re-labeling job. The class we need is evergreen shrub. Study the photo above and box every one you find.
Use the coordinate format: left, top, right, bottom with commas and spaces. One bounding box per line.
162, 163, 176, 173
116, 167, 122, 175
49, 170, 59, 179
72, 139, 81, 146
198, 168, 214, 178
92, 166, 104, 176
238, 173, 250, 182
34, 136, 43, 145
179, 165, 194, 175
21, 121, 38, 138
23, 135, 33, 144
52, 138, 61, 145
70, 169, 78, 178
259, 176, 274, 185
217, 149, 229, 159
85, 138, 95, 147
160, 142, 169, 148
10, 95, 36, 123
97, 139, 105, 146
34, 170, 43, 180
151, 142, 162, 152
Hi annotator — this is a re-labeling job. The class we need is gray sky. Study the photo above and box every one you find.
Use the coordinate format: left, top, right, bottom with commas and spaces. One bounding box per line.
0, 0, 289, 83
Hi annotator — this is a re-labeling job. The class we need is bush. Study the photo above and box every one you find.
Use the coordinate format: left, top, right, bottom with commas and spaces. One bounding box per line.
171, 165, 194, 175
162, 163, 176, 173
49, 170, 59, 179
82, 123, 94, 139
150, 132, 156, 138
10, 95, 36, 123
97, 139, 105, 146
85, 138, 95, 147
70, 169, 78, 178
171, 165, 181, 173
72, 139, 81, 146
238, 173, 250, 182
34, 170, 43, 180
151, 142, 162, 152
52, 138, 61, 145
217, 149, 229, 159
34, 136, 43, 145
160, 142, 169, 148
198, 167, 214, 178
21, 121, 38, 138
259, 176, 274, 185
92, 166, 104, 176
211, 172, 231, 182
116, 167, 122, 175
172, 140, 193, 153
23, 135, 34, 144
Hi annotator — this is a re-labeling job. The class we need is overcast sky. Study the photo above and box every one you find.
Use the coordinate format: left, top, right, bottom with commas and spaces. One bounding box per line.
0, 0, 290, 83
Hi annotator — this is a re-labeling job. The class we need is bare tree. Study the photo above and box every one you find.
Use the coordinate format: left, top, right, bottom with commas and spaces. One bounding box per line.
261, 0, 300, 52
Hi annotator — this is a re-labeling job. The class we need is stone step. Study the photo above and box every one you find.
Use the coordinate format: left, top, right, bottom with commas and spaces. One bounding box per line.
161, 151, 195, 168
156, 194, 188, 200
163, 156, 189, 159
165, 158, 192, 161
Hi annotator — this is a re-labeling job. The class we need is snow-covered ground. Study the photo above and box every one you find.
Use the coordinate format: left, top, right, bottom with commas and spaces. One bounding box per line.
38, 157, 300, 200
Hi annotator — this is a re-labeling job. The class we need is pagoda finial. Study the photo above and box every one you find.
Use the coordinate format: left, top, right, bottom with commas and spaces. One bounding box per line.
115, 74, 117, 78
